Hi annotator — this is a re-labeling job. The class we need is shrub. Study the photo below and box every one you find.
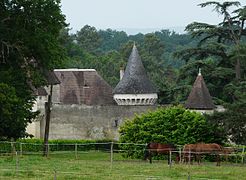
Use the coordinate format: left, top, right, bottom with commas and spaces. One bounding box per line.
0, 139, 114, 153
119, 106, 226, 158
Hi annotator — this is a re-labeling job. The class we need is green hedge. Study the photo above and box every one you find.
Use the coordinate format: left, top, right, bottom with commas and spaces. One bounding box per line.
0, 139, 115, 153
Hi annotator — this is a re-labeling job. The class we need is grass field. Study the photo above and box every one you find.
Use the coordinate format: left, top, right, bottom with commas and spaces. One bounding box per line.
0, 151, 245, 180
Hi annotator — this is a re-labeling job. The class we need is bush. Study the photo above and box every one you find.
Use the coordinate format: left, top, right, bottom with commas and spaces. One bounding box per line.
0, 139, 114, 153
119, 106, 226, 158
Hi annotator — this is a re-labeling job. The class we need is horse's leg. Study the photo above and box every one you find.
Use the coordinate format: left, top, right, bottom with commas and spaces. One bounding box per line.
183, 153, 188, 164
183, 155, 188, 164
195, 154, 199, 165
197, 154, 201, 165
167, 153, 170, 165
216, 154, 221, 166
184, 155, 187, 164
175, 154, 180, 164
185, 155, 188, 164
149, 152, 152, 164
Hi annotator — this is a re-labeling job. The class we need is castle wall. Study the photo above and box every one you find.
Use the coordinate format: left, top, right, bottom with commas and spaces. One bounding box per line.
39, 104, 158, 140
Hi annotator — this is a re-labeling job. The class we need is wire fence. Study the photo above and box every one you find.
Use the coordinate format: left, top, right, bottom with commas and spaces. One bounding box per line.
0, 141, 245, 179
0, 141, 245, 162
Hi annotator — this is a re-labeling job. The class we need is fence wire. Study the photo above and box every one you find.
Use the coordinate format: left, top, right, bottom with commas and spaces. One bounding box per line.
0, 141, 245, 179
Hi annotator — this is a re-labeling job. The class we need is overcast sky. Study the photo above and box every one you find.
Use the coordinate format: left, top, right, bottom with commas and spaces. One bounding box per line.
60, 0, 243, 34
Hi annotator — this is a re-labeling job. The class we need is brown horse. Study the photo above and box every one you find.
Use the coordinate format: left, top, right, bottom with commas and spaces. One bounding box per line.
144, 143, 179, 164
183, 143, 223, 166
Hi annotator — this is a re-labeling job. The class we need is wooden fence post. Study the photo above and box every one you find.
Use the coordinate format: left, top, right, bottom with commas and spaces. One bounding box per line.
188, 172, 191, 180
179, 147, 182, 163
20, 143, 23, 156
75, 143, 78, 159
188, 149, 191, 165
242, 146, 245, 164
169, 150, 172, 168
11, 141, 16, 155
110, 142, 113, 168
15, 151, 19, 175
47, 144, 50, 157
54, 169, 57, 180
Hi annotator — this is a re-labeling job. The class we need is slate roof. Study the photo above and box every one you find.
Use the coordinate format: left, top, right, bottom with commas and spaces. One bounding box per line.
37, 87, 48, 96
45, 70, 60, 85
185, 72, 215, 110
113, 45, 157, 94
54, 69, 115, 105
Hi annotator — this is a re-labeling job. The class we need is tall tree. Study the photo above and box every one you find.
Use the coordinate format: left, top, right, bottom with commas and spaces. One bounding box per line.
185, 1, 246, 79
0, 0, 66, 140
0, 83, 37, 140
98, 29, 128, 52
76, 25, 101, 53
205, 102, 246, 144
143, 33, 165, 60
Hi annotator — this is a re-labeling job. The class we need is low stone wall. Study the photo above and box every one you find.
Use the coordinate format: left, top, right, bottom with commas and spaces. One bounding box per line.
38, 104, 159, 140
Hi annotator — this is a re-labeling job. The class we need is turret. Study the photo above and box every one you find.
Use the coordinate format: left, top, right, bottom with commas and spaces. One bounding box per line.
113, 44, 158, 105
185, 69, 215, 113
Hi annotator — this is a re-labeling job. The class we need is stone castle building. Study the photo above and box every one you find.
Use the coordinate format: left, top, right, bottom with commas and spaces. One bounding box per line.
27, 45, 220, 140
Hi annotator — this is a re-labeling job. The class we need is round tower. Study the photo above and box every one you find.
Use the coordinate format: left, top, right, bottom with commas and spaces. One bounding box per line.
113, 44, 158, 105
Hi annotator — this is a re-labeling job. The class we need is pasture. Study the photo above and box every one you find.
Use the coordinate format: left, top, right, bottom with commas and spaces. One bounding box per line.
0, 151, 246, 180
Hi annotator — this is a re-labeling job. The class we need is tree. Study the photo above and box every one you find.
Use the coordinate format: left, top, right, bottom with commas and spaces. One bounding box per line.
205, 102, 246, 145
119, 40, 135, 60
76, 25, 101, 53
0, 83, 37, 140
0, 0, 66, 140
98, 29, 128, 52
173, 1, 246, 105
184, 1, 246, 80
143, 33, 165, 60
119, 106, 225, 145
1, 0, 66, 73
173, 58, 236, 104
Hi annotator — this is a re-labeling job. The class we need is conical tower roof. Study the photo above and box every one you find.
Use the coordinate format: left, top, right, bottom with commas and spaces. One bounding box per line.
113, 45, 157, 94
185, 70, 215, 110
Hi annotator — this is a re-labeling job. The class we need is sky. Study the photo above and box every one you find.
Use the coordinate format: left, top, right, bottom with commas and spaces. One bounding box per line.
60, 0, 242, 34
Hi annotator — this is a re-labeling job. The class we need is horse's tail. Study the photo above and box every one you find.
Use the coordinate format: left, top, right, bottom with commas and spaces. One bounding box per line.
171, 144, 180, 162
143, 143, 150, 160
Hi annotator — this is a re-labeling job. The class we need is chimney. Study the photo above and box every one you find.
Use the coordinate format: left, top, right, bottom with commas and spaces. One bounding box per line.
120, 67, 124, 80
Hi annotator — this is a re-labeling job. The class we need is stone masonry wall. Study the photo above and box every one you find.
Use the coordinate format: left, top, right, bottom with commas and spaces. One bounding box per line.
40, 104, 158, 140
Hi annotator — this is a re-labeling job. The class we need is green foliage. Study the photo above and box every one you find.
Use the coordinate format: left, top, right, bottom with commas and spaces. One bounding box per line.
0, 83, 37, 140
0, 0, 66, 140
76, 25, 102, 53
143, 33, 165, 59
119, 106, 225, 145
1, 0, 66, 72
205, 102, 246, 145
181, 1, 246, 80
173, 58, 237, 104
0, 139, 114, 153
173, 1, 246, 104
98, 29, 128, 52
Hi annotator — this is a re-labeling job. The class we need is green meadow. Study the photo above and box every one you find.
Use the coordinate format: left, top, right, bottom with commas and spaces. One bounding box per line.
0, 151, 245, 180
